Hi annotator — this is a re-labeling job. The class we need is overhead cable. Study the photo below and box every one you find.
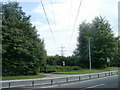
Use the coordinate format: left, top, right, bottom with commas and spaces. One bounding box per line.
40, 0, 57, 47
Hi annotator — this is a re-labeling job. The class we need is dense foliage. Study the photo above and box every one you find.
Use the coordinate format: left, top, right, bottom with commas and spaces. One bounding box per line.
46, 55, 80, 67
44, 65, 81, 73
2, 2, 46, 76
74, 16, 119, 68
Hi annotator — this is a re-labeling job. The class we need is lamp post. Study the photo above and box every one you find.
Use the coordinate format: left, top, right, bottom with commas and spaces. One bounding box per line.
88, 38, 92, 71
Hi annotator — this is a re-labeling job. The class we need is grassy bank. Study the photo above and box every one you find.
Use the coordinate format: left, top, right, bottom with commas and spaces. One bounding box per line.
2, 74, 46, 80
2, 67, 119, 80
52, 67, 118, 74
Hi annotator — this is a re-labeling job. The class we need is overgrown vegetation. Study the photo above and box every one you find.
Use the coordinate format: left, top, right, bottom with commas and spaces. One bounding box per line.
44, 65, 81, 73
2, 2, 46, 76
53, 67, 118, 74
2, 74, 46, 80
46, 56, 80, 66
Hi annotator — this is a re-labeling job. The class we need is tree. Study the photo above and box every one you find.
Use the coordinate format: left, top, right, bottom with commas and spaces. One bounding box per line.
117, 37, 120, 66
74, 21, 91, 68
2, 2, 46, 76
74, 16, 117, 68
112, 36, 120, 67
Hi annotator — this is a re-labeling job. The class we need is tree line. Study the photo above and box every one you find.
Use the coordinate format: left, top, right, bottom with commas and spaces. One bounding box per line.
2, 2, 120, 76
74, 17, 120, 68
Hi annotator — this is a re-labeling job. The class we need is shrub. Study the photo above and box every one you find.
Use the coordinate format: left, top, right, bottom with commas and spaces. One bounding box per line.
72, 66, 81, 70
45, 65, 57, 73
43, 65, 82, 73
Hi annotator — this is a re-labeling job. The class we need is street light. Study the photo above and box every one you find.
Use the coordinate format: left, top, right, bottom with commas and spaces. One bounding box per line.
88, 38, 92, 71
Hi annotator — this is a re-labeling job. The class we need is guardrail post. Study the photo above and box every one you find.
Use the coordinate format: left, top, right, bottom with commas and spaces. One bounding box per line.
32, 81, 34, 87
66, 78, 68, 83
79, 76, 81, 81
51, 79, 53, 85
9, 82, 10, 88
105, 73, 107, 77
111, 72, 112, 75
98, 74, 99, 78
89, 75, 91, 79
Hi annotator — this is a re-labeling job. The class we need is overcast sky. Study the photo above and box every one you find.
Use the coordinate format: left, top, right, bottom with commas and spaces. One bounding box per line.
2, 0, 119, 56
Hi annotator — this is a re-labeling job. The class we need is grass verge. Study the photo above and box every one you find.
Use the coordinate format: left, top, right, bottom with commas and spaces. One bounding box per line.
52, 67, 118, 74
2, 74, 46, 80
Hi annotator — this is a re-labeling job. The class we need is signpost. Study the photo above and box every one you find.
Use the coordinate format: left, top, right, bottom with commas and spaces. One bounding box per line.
107, 58, 110, 67
63, 61, 65, 66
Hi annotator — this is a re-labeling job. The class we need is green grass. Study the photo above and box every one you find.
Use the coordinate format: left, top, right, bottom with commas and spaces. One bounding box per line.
2, 67, 119, 80
52, 67, 119, 74
2, 74, 46, 80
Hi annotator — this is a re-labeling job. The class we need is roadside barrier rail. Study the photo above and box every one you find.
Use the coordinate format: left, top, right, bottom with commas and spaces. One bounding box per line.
1, 70, 119, 88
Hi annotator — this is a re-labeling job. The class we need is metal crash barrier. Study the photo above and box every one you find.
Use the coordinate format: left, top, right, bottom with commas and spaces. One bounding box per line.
1, 70, 118, 88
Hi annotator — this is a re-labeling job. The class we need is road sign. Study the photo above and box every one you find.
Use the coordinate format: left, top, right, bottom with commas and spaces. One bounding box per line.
107, 58, 110, 62
63, 61, 65, 66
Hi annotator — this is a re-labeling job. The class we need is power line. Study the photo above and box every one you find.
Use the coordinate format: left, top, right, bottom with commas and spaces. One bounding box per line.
50, 0, 57, 26
67, 0, 82, 49
50, 0, 58, 46
40, 0, 57, 47
65, 0, 73, 45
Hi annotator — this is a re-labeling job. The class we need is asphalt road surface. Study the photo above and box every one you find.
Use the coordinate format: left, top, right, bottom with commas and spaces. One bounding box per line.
52, 75, 119, 88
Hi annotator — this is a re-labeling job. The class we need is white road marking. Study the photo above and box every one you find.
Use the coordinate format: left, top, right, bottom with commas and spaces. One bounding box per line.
40, 85, 58, 88
87, 84, 105, 88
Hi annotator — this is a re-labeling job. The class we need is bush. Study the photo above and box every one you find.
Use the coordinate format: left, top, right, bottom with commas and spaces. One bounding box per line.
45, 65, 57, 73
43, 65, 81, 73
72, 66, 81, 70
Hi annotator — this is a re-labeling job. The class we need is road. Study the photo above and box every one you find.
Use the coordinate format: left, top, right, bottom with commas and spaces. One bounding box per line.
2, 75, 119, 90
52, 75, 118, 89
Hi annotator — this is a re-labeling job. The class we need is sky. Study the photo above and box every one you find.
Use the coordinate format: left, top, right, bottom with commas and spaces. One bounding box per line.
2, 0, 119, 56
